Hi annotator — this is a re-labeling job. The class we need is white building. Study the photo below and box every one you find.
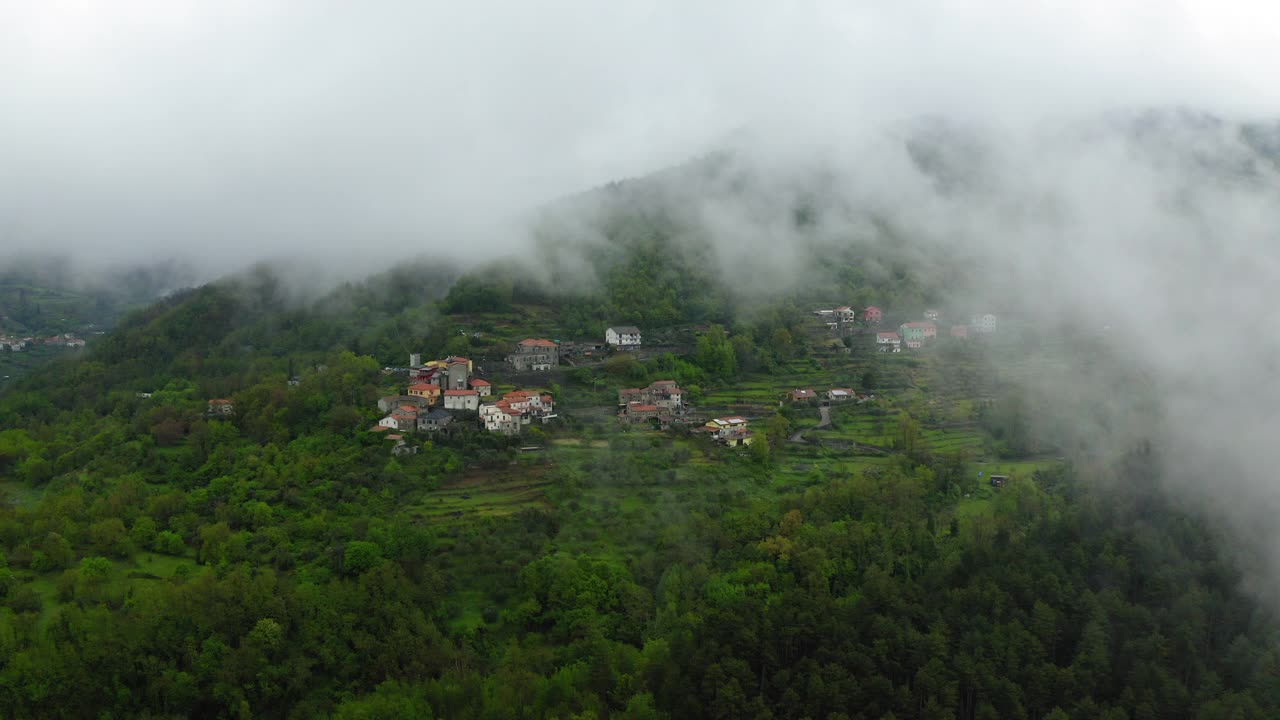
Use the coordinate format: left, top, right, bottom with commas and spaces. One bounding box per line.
480, 403, 523, 435
443, 389, 480, 411
705, 416, 753, 446
606, 326, 642, 347
827, 388, 856, 402
972, 313, 997, 333
479, 391, 556, 435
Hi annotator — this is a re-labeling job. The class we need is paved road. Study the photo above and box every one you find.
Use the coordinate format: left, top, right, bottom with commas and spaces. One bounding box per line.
788, 404, 832, 443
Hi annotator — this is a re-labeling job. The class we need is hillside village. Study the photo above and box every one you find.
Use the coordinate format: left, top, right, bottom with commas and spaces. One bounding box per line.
0, 332, 87, 352
815, 304, 997, 350
200, 304, 1003, 459
354, 327, 661, 448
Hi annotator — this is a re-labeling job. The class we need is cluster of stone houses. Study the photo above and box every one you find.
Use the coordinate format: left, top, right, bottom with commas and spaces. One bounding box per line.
507, 327, 642, 370
814, 306, 883, 329
617, 380, 686, 426
479, 390, 556, 436
407, 354, 478, 391
0, 332, 85, 351
373, 353, 489, 432
872, 311, 998, 351
0, 334, 31, 351
812, 305, 998, 349
374, 354, 554, 438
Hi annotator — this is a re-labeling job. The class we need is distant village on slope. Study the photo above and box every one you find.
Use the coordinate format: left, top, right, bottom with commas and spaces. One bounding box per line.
198, 307, 998, 455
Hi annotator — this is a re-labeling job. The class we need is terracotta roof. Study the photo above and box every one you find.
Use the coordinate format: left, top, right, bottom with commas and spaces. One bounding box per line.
488, 400, 526, 416
865, 306, 881, 311
792, 389, 817, 398
386, 434, 403, 441
877, 332, 900, 339
370, 425, 390, 432
541, 394, 553, 403
444, 389, 478, 396
503, 391, 529, 399
399, 404, 418, 412
519, 338, 558, 347
628, 403, 659, 412
408, 383, 437, 392
469, 378, 491, 386
208, 399, 232, 405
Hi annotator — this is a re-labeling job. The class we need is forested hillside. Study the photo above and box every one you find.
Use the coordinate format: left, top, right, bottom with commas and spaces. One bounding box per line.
3, 124, 1280, 718
0, 257, 201, 384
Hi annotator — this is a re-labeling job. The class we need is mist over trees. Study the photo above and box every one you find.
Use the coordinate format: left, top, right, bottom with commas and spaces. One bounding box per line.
1, 105, 1279, 718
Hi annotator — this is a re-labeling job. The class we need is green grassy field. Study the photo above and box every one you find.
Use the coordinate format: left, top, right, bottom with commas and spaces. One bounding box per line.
402, 468, 553, 524
14, 551, 194, 628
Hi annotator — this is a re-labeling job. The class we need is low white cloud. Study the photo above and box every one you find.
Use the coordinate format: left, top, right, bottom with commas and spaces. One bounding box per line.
1, 1, 1277, 278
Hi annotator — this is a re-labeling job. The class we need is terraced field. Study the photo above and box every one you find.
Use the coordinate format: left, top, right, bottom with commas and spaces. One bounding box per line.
404, 467, 553, 523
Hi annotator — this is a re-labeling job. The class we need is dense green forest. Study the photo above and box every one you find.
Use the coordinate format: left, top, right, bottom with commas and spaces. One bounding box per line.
2, 194, 1279, 719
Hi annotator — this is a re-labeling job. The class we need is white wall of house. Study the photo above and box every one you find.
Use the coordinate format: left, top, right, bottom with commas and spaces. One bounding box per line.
606, 328, 642, 346
444, 393, 480, 411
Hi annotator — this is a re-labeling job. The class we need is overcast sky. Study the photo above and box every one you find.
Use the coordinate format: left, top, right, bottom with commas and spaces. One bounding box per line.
1, 1, 1277, 276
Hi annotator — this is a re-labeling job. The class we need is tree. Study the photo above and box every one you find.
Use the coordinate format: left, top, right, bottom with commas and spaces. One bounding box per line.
332, 681, 434, 720
36, 533, 75, 571
130, 517, 158, 550
694, 326, 736, 378
895, 412, 922, 456
89, 518, 132, 558
344, 541, 383, 575
861, 368, 877, 391
765, 413, 791, 449
198, 522, 232, 565
155, 531, 186, 556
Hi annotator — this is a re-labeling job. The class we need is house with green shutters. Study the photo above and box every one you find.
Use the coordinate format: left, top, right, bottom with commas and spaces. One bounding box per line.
898, 321, 937, 349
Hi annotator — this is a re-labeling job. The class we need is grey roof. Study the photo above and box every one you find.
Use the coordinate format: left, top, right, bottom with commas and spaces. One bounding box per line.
609, 326, 641, 334
423, 409, 452, 421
